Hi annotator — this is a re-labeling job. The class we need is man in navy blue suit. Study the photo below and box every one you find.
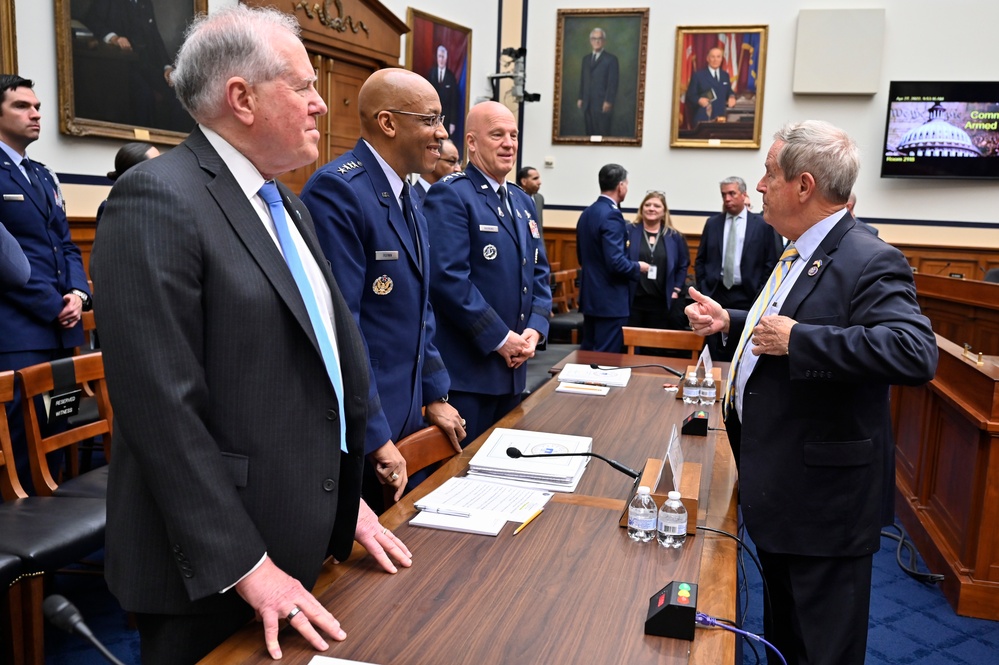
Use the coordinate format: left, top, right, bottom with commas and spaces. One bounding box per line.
695, 175, 777, 359
687, 121, 937, 665
576, 163, 649, 352
301, 69, 465, 511
425, 101, 551, 444
0, 75, 91, 491
686, 47, 736, 125
577, 28, 619, 136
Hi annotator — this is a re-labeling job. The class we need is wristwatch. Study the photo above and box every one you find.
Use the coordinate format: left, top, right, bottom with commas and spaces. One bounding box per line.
69, 288, 92, 311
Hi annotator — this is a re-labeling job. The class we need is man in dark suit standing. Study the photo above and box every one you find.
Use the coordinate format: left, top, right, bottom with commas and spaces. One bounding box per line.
577, 27, 619, 136
517, 165, 544, 227
301, 69, 465, 512
0, 74, 91, 492
686, 47, 736, 125
91, 7, 411, 663
686, 120, 937, 665
576, 163, 649, 352
425, 101, 551, 444
427, 45, 459, 136
695, 175, 777, 360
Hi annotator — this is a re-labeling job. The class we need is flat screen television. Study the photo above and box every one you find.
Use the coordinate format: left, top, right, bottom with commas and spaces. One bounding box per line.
881, 81, 999, 179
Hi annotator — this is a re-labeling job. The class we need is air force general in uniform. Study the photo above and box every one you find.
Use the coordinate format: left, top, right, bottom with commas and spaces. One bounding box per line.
301, 68, 464, 511
425, 102, 551, 444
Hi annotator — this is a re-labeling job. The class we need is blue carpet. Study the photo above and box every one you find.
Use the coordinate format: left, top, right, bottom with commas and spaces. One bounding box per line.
737, 522, 999, 664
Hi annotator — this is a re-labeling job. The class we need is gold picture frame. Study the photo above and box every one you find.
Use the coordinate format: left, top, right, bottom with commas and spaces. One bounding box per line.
552, 8, 648, 146
55, 0, 207, 145
0, 0, 16, 73
405, 8, 471, 159
670, 25, 768, 149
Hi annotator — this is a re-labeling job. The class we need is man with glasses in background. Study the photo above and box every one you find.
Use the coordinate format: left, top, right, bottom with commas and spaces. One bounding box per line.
413, 137, 461, 205
302, 69, 465, 513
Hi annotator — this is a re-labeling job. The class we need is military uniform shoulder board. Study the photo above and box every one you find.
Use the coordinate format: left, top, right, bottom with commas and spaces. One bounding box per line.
335, 159, 364, 176
440, 171, 467, 184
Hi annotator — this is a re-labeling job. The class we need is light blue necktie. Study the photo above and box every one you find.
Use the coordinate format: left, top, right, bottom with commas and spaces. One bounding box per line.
259, 181, 347, 453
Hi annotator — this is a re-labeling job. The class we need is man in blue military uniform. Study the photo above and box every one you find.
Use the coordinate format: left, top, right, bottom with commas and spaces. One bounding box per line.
301, 69, 465, 510
0, 75, 91, 490
576, 163, 649, 352
424, 101, 552, 444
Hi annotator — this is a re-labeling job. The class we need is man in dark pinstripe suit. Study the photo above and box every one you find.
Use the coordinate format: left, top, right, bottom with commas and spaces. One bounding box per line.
90, 6, 411, 664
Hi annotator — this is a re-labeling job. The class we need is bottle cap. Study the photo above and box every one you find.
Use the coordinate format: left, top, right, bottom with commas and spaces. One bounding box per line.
667, 490, 682, 500
687, 371, 697, 378
637, 486, 651, 495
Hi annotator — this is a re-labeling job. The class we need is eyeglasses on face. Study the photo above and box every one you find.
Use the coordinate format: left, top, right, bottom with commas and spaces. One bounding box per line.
439, 157, 460, 165
378, 109, 446, 128
646, 190, 667, 197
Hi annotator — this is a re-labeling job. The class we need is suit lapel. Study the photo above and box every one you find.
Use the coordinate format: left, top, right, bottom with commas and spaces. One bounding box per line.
780, 212, 854, 317
0, 157, 46, 215
353, 141, 421, 271
187, 130, 322, 356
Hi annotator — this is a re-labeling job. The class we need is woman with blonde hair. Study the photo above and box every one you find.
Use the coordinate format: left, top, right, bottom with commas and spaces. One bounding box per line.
627, 190, 689, 330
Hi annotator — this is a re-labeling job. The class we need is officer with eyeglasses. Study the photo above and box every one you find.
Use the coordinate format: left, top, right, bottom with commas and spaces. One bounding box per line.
412, 137, 461, 205
302, 68, 465, 513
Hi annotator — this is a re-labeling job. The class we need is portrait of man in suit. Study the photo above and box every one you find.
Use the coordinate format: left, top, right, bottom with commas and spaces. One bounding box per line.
686, 47, 736, 124
426, 45, 458, 136
576, 28, 618, 136
553, 9, 648, 144
61, 0, 200, 137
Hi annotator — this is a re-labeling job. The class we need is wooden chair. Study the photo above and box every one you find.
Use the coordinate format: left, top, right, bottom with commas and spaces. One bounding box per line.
16, 353, 112, 498
622, 327, 704, 360
549, 268, 583, 344
383, 425, 462, 508
0, 371, 106, 665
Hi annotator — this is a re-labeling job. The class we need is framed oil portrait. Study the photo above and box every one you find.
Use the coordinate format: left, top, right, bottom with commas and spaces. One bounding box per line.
406, 8, 471, 159
55, 0, 206, 145
0, 0, 16, 73
671, 25, 767, 149
553, 8, 648, 146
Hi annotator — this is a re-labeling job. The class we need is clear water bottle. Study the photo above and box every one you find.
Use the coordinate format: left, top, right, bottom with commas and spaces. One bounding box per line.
700, 374, 717, 405
657, 490, 688, 549
627, 486, 658, 542
682, 371, 700, 404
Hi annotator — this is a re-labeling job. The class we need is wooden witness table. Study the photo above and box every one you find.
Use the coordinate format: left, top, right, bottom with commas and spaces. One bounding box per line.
200, 353, 738, 665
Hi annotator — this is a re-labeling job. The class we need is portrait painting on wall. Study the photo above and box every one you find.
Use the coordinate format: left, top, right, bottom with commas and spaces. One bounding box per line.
552, 8, 648, 146
670, 25, 768, 149
55, 0, 205, 145
406, 8, 471, 160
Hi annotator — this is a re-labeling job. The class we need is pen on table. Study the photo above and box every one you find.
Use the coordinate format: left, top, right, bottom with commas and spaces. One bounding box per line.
564, 380, 606, 387
513, 508, 544, 536
416, 506, 471, 518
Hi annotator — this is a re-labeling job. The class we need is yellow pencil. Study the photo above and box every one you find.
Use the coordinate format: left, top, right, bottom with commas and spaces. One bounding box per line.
513, 508, 544, 536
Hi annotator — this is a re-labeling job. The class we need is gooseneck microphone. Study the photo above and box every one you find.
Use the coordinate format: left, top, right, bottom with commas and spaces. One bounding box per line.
589, 362, 685, 379
44, 595, 127, 665
506, 446, 640, 478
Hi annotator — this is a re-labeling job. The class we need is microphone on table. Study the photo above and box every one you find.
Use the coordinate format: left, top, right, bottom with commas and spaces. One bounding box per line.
44, 594, 127, 665
506, 446, 640, 478
589, 362, 685, 379
933, 261, 951, 275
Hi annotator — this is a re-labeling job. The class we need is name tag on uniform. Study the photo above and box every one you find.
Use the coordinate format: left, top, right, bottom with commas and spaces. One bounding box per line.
479, 224, 499, 233
375, 251, 399, 261
3, 194, 25, 201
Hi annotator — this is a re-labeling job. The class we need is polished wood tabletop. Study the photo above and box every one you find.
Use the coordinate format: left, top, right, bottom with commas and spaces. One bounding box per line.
200, 353, 738, 665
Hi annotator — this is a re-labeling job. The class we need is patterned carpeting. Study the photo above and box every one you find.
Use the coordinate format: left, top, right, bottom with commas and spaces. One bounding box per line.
736, 523, 999, 665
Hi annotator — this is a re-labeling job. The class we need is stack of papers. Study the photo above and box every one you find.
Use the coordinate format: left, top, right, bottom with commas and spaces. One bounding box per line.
557, 363, 631, 388
409, 476, 553, 536
466, 428, 592, 492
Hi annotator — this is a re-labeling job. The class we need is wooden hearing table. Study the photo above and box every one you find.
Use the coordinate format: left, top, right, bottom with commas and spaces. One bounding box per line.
200, 353, 738, 665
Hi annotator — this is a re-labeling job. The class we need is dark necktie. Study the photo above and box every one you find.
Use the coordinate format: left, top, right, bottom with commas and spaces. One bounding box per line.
22, 158, 49, 209
713, 69, 719, 81
497, 185, 513, 220
258, 181, 347, 453
400, 183, 422, 270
